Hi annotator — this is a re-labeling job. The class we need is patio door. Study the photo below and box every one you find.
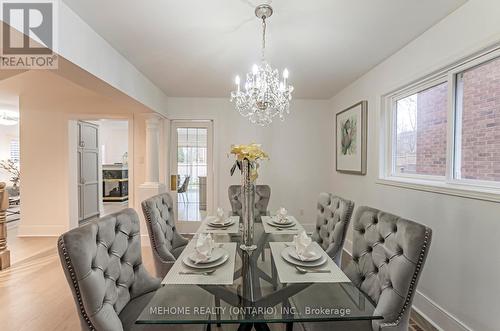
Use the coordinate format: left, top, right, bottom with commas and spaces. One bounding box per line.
170, 121, 214, 233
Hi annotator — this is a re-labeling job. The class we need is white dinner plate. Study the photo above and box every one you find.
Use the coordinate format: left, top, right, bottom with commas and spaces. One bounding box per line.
183, 249, 229, 269
207, 218, 235, 227
281, 246, 327, 267
268, 220, 296, 228
287, 246, 322, 262
187, 247, 225, 264
271, 217, 294, 225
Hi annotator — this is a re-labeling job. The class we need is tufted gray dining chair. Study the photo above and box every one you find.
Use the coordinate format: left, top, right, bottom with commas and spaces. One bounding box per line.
311, 193, 354, 267
141, 192, 189, 277
228, 185, 271, 222
58, 208, 161, 331
300, 206, 432, 331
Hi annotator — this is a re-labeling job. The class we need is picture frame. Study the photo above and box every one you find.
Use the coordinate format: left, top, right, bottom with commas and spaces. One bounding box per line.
336, 101, 368, 175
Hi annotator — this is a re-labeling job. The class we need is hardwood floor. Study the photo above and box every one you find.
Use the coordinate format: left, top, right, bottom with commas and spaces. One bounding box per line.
0, 249, 79, 331
6, 225, 56, 264
0, 242, 431, 331
0, 245, 157, 331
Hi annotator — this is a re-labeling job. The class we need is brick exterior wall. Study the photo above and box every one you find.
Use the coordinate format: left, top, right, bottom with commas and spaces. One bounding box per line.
415, 83, 448, 176
460, 57, 500, 182
397, 58, 500, 181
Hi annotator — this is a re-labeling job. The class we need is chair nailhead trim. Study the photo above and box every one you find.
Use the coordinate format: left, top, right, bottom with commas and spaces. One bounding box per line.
58, 237, 97, 331
142, 199, 177, 265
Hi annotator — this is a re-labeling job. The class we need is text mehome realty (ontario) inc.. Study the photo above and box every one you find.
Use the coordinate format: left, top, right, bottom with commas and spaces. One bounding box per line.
149, 306, 353, 317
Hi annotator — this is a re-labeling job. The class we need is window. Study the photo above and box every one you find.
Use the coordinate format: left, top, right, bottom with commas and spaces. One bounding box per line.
9, 138, 19, 163
381, 47, 500, 200
394, 82, 448, 176
176, 127, 208, 221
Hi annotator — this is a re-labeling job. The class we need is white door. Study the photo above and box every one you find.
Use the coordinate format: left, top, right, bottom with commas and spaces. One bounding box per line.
170, 121, 214, 233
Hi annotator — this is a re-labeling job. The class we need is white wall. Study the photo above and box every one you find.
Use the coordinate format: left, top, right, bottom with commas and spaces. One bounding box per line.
1, 1, 169, 114
56, 2, 169, 114
9, 70, 150, 237
164, 98, 332, 225
99, 120, 128, 165
0, 123, 19, 183
329, 1, 500, 330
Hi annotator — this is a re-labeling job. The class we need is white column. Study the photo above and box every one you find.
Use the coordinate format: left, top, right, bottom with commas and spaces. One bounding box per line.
139, 115, 166, 201
145, 117, 160, 184
137, 115, 167, 244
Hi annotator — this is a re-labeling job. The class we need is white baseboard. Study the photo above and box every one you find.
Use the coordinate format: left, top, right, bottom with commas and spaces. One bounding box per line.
16, 224, 67, 237
342, 242, 473, 331
412, 291, 472, 331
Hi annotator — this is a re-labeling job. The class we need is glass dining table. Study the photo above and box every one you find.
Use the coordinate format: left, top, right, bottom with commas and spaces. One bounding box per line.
136, 221, 382, 330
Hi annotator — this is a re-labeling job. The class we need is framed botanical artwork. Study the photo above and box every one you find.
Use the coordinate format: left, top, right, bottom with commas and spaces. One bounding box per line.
336, 101, 367, 175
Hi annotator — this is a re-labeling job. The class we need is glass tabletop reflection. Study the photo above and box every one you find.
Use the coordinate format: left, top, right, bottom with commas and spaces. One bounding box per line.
136, 222, 382, 326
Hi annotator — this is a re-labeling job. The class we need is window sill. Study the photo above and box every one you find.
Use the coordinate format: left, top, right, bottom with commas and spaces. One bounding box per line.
376, 177, 500, 203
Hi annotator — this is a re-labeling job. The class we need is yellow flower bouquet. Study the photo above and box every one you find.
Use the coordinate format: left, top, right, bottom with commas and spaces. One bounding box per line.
230, 143, 268, 181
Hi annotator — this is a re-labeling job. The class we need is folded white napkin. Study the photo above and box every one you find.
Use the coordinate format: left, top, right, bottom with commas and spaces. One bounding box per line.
293, 231, 317, 261
276, 207, 288, 223
192, 233, 215, 263
213, 207, 226, 224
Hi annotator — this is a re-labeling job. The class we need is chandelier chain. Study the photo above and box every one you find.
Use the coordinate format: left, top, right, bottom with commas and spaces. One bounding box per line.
261, 17, 266, 61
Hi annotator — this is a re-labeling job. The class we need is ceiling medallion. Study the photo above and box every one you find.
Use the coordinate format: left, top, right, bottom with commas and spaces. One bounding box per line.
230, 4, 294, 126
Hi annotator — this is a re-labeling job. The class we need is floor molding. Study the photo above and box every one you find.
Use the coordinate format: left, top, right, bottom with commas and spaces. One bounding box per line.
16, 224, 67, 237
412, 290, 472, 331
8, 247, 56, 268
411, 308, 439, 331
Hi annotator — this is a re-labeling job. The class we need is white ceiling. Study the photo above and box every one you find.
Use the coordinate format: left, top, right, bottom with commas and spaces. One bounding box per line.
63, 0, 466, 99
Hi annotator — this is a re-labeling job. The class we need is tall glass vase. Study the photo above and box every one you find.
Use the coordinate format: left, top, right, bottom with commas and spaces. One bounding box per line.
240, 159, 257, 251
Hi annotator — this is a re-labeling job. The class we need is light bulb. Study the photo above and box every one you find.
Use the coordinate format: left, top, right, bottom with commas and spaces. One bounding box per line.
283, 68, 289, 79
252, 64, 259, 75
235, 75, 240, 93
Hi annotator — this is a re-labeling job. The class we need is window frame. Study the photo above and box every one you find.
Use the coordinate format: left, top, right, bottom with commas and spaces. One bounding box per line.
387, 75, 448, 181
447, 49, 500, 190
379, 45, 500, 202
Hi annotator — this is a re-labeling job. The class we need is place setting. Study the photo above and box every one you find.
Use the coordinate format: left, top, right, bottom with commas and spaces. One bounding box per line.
269, 231, 351, 283
162, 233, 237, 285
199, 207, 240, 234
261, 207, 304, 234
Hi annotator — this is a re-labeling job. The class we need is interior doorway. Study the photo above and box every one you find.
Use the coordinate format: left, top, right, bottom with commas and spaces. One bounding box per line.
76, 119, 130, 225
170, 120, 213, 232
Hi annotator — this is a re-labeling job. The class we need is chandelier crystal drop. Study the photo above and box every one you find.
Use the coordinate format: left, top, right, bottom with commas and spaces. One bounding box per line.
230, 4, 294, 126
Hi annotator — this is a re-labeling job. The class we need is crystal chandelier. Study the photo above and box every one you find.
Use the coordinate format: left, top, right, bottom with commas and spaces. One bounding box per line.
0, 110, 19, 126
230, 4, 294, 126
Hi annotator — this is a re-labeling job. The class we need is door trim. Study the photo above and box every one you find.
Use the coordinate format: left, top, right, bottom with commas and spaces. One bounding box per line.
170, 120, 214, 233
67, 114, 135, 230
